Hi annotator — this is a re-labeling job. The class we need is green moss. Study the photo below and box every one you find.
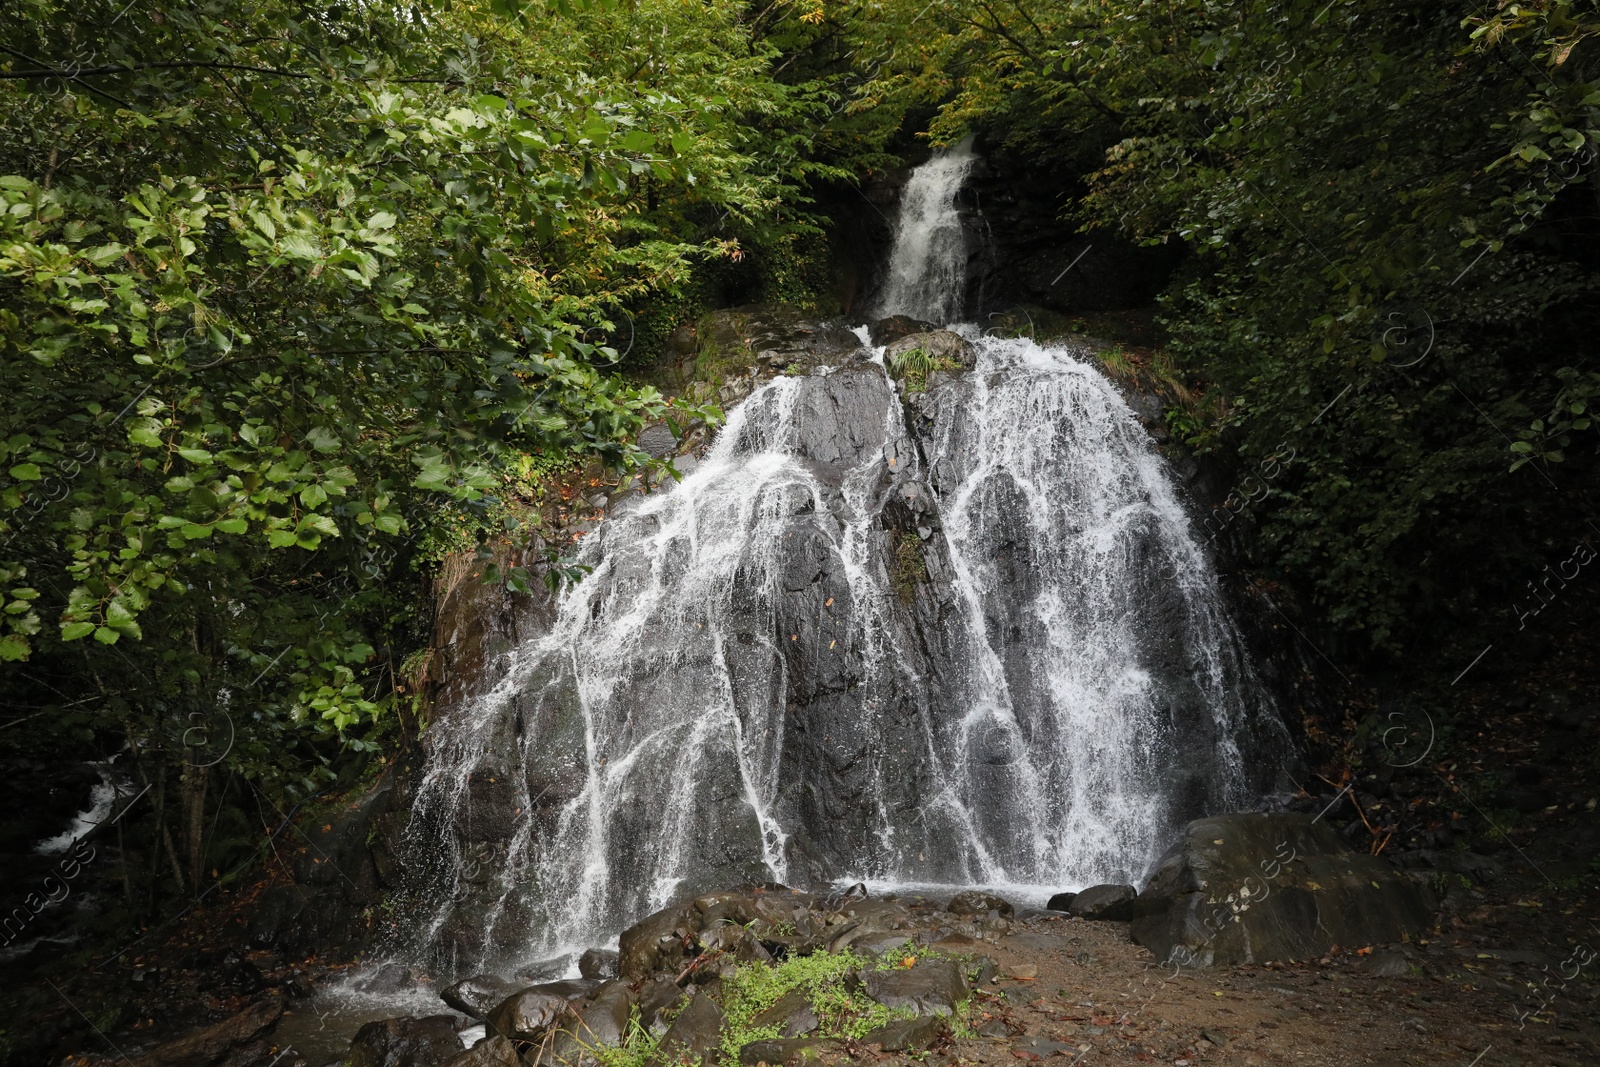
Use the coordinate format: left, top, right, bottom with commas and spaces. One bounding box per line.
890, 531, 926, 604
886, 346, 961, 394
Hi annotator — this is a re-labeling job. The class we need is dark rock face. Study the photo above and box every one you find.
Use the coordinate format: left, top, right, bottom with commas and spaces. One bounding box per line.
867, 316, 937, 346
648, 990, 725, 1067
397, 303, 1292, 973
1130, 813, 1436, 967
441, 974, 520, 1020
862, 959, 969, 1016
1067, 884, 1138, 921
945, 891, 1015, 919
346, 1016, 463, 1067
127, 998, 283, 1067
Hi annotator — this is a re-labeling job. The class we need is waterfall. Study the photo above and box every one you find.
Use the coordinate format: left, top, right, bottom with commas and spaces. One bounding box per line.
875, 136, 978, 322
399, 148, 1286, 977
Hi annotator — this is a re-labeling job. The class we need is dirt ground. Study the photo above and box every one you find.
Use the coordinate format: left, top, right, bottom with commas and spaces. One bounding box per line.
877, 895, 1598, 1067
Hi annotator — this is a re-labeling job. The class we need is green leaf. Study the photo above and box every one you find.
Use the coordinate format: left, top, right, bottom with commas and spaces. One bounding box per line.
60, 621, 95, 642
8, 463, 41, 481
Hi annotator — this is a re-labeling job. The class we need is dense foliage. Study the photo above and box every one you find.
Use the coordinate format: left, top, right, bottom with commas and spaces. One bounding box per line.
5, 0, 1598, 963
852, 0, 1599, 653
0, 0, 901, 909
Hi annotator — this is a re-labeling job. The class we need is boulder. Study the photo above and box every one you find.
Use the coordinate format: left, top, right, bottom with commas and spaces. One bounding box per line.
529, 981, 633, 1066
945, 891, 1014, 919
128, 998, 283, 1067
619, 901, 698, 980
861, 959, 968, 1016
578, 948, 620, 980
1044, 892, 1076, 913
821, 897, 915, 953
443, 1036, 520, 1067
738, 1038, 830, 1066
636, 977, 690, 1035
883, 330, 977, 372
1130, 813, 1436, 967
867, 316, 937, 346
860, 1016, 945, 1052
346, 1016, 463, 1067
748, 988, 818, 1037
647, 989, 724, 1067
638, 423, 678, 459
486, 981, 596, 1041
1068, 884, 1138, 921
442, 974, 520, 1020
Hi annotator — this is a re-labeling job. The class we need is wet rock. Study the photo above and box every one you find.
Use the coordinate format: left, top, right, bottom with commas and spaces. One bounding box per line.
346, 1015, 463, 1067
529, 981, 633, 1067
358, 962, 417, 994
1045, 892, 1076, 913
822, 897, 915, 953
223, 955, 265, 996
946, 891, 1015, 919
884, 330, 977, 372
578, 948, 619, 980
868, 316, 937, 346
487, 981, 597, 1041
619, 901, 698, 980
749, 988, 819, 1036
738, 1038, 831, 1066
639, 423, 678, 459
862, 959, 968, 1016
128, 997, 283, 1067
245, 886, 309, 949
1068, 884, 1138, 921
852, 931, 914, 956
636, 977, 690, 1035
442, 974, 520, 1020
647, 989, 724, 1067
1130, 813, 1436, 967
861, 1016, 945, 1051
443, 1035, 520, 1067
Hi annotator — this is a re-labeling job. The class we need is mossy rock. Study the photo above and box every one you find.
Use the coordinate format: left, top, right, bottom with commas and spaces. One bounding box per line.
694, 304, 863, 383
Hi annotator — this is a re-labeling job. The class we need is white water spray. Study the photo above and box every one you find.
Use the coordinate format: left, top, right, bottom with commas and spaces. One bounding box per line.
875, 136, 978, 322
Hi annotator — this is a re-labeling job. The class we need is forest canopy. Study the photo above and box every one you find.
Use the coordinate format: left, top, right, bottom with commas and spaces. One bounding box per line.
2, 0, 1597, 916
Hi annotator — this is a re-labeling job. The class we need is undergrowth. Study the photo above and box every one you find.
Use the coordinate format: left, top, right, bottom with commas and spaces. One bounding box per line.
583, 947, 980, 1067
887, 346, 962, 393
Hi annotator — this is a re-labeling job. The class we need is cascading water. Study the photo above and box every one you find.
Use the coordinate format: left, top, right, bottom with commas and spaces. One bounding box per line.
400, 143, 1286, 977
874, 136, 978, 322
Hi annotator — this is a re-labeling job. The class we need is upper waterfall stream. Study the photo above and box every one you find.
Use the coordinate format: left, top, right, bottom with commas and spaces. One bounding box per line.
399, 143, 1285, 978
